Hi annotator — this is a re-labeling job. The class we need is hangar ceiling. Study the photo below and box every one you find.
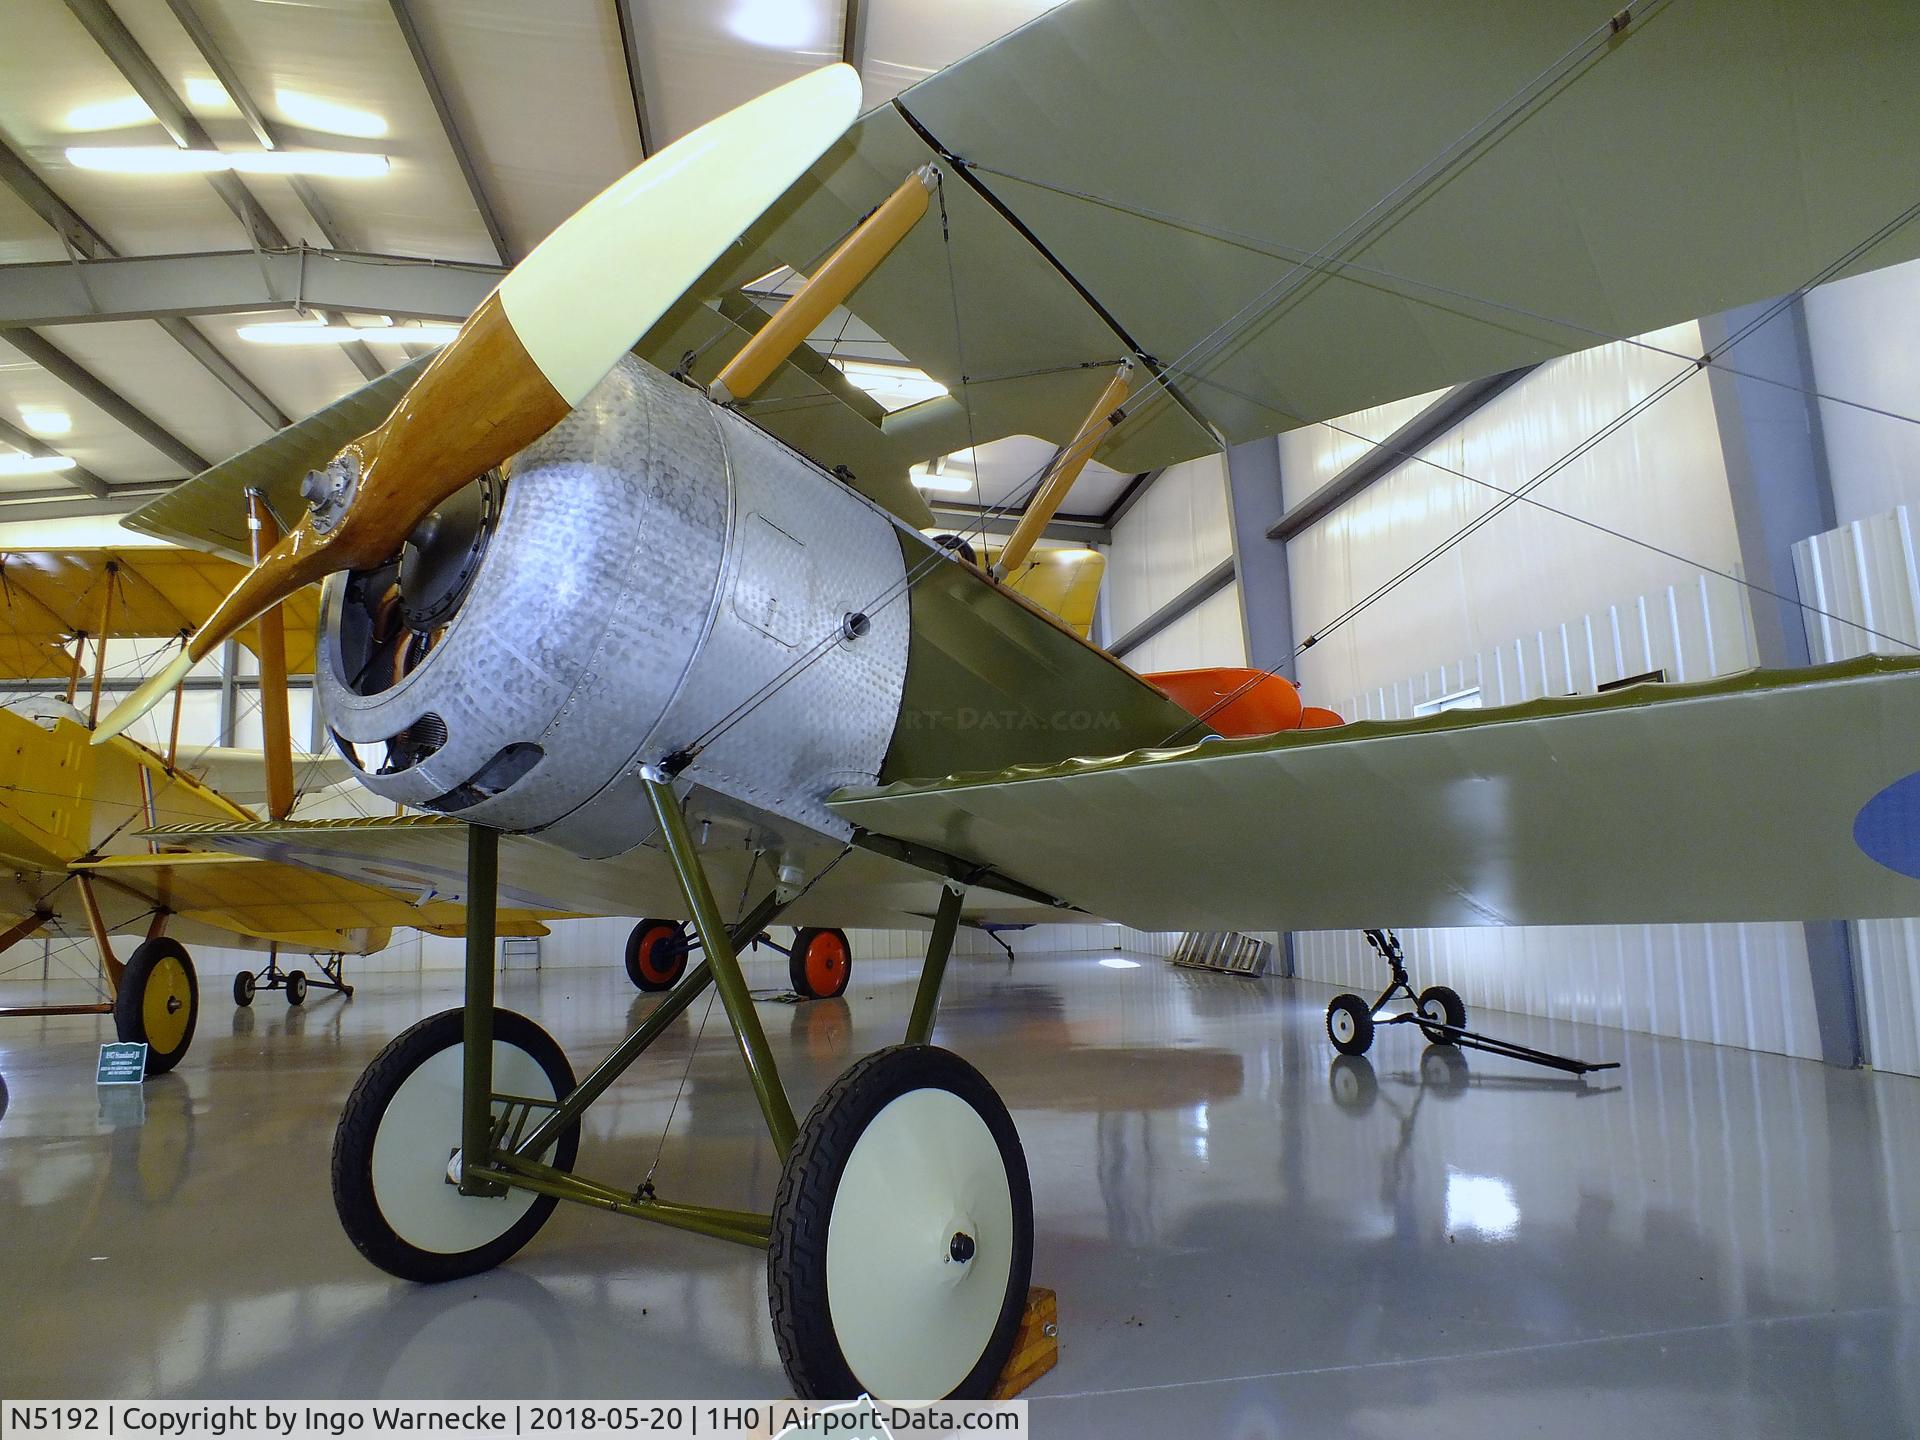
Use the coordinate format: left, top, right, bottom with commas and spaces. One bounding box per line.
0, 0, 1079, 521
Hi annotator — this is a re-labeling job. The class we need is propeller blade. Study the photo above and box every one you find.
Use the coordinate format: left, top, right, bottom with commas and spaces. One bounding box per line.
94, 63, 863, 744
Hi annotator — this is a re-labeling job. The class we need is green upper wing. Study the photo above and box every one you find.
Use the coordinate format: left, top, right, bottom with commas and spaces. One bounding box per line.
830, 656, 1920, 931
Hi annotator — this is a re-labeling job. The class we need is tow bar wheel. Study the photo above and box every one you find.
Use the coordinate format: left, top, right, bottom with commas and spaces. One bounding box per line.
789, 926, 851, 1000
113, 937, 198, 1075
769, 1045, 1032, 1400
1326, 993, 1374, 1057
332, 1008, 579, 1283
1416, 985, 1466, 1045
625, 918, 688, 992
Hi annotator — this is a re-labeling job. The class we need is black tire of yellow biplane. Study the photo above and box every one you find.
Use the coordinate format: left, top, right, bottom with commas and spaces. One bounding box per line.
233, 970, 256, 1007
286, 969, 308, 1007
768, 1044, 1032, 1401
1326, 993, 1373, 1057
625, 919, 688, 991
788, 927, 852, 1000
333, 1008, 579, 1283
1415, 985, 1466, 1046
113, 937, 198, 1075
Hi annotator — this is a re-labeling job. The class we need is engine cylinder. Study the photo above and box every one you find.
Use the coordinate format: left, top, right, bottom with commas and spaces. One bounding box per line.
316, 355, 911, 857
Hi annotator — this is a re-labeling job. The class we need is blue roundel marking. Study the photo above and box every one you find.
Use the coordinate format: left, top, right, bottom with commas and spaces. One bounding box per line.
1854, 771, 1920, 879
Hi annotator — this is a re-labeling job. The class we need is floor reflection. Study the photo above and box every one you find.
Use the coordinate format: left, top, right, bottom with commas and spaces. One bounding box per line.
0, 951, 1917, 1436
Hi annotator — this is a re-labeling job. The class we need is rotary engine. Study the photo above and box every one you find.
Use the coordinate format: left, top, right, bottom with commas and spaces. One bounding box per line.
315, 355, 912, 859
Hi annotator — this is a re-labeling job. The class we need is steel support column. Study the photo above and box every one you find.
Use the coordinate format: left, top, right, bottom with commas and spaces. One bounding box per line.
1701, 296, 1861, 1067
1224, 436, 1297, 680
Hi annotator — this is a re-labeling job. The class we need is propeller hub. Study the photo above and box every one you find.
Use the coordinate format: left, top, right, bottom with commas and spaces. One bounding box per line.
300, 452, 362, 536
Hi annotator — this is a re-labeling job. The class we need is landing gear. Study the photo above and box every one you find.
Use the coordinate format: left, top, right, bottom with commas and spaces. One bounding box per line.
113, 937, 198, 1075
236, 944, 352, 1008
769, 1045, 1032, 1400
331, 812, 1021, 1401
1326, 993, 1373, 1057
624, 918, 689, 992
789, 926, 851, 1000
332, 1008, 580, 1283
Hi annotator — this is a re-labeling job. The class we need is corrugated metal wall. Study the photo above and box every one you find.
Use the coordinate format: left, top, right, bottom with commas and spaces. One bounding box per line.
1794, 506, 1920, 1076
1106, 454, 1235, 637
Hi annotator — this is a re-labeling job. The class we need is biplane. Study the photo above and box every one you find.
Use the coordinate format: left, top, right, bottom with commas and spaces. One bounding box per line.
94, 0, 1920, 1402
0, 545, 557, 1072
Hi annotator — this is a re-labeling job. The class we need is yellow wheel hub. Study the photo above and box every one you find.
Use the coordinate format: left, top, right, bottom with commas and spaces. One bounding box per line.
142, 954, 192, 1054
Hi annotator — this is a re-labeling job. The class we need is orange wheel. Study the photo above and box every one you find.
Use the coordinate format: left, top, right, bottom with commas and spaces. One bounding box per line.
624, 919, 688, 992
788, 927, 851, 1000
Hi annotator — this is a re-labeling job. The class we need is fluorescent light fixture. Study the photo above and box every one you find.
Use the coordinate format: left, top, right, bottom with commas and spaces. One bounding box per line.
726, 0, 823, 49
185, 77, 233, 109
237, 321, 460, 347
0, 453, 77, 476
65, 95, 157, 131
17, 409, 72, 437
67, 147, 390, 178
1048, 547, 1100, 562
909, 465, 974, 495
1098, 957, 1142, 970
277, 89, 387, 138
833, 360, 947, 412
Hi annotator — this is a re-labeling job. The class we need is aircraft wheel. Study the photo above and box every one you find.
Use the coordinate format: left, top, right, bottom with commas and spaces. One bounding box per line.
624, 919, 688, 992
768, 1044, 1032, 1400
1416, 985, 1465, 1045
233, 970, 256, 1007
1326, 993, 1373, 1057
285, 969, 308, 1007
789, 927, 852, 1000
333, 1008, 579, 1283
113, 937, 198, 1075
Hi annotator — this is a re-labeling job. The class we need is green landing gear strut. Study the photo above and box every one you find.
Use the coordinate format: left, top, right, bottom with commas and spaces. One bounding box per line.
329, 788, 1032, 1401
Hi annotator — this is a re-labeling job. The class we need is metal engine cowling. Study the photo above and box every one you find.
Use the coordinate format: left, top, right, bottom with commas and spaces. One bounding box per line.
315, 355, 911, 858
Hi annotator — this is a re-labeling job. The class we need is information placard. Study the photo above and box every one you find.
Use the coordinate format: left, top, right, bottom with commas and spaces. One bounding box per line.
96, 1043, 147, 1085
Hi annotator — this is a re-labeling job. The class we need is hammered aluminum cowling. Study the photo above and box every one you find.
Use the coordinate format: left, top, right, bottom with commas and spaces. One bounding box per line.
316, 355, 911, 857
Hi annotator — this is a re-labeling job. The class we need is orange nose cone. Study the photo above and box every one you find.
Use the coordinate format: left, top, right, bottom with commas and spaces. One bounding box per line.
1300, 705, 1345, 729
1144, 667, 1304, 738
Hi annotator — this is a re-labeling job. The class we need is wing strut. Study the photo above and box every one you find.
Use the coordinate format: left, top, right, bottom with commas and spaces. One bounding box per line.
245, 489, 297, 820
994, 360, 1132, 577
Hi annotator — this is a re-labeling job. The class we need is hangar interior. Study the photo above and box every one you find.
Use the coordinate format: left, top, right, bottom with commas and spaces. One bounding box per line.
4, 0, 1920, 1433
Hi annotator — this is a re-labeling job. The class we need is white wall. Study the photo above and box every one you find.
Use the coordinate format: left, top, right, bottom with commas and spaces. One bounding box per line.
1118, 580, 1246, 674
1105, 453, 1233, 638
1804, 256, 1920, 526
1287, 322, 1735, 707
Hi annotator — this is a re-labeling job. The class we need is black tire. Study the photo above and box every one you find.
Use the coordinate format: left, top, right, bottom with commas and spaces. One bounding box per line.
1328, 1054, 1379, 1113
931, 533, 978, 566
332, 1008, 579, 1284
233, 970, 256, 1007
113, 937, 198, 1075
1326, 993, 1373, 1057
788, 926, 852, 1000
1416, 985, 1466, 1045
769, 1045, 1032, 1400
624, 919, 688, 992
285, 969, 308, 1007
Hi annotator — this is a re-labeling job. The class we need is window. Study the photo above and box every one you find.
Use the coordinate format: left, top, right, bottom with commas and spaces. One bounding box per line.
1415, 686, 1482, 717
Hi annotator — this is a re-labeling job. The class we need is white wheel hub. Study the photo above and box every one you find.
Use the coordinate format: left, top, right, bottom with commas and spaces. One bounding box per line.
370, 1041, 558, 1254
1332, 1008, 1354, 1042
824, 1088, 1014, 1399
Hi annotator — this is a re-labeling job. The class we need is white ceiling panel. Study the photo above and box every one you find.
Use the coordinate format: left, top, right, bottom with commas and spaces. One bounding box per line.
41, 320, 270, 471
929, 433, 1130, 515
634, 0, 841, 145
0, 340, 176, 483
860, 0, 1067, 106
201, 0, 499, 261
0, 0, 242, 254
0, 182, 67, 265
188, 308, 379, 424
408, 0, 645, 256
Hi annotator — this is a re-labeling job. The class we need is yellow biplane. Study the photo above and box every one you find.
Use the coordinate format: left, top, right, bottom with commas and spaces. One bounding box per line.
0, 545, 553, 1073
93, 0, 1920, 1403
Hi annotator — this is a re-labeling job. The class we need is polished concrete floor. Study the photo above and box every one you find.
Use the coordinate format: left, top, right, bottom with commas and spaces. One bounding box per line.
4, 946, 1920, 1437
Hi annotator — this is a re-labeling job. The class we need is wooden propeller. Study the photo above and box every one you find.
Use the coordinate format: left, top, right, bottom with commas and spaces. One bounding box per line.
96, 63, 863, 744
